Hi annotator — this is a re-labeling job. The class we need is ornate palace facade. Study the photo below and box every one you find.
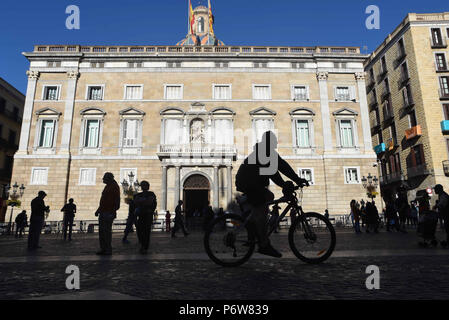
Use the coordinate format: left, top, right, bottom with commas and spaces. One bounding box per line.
11, 6, 377, 220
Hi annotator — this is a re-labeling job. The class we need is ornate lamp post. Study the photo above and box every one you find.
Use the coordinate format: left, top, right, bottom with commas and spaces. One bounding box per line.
361, 173, 378, 203
6, 182, 25, 235
120, 171, 140, 202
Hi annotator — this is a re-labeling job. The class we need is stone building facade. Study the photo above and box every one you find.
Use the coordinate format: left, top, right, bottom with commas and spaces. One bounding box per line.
365, 12, 449, 203
11, 6, 377, 221
0, 77, 25, 222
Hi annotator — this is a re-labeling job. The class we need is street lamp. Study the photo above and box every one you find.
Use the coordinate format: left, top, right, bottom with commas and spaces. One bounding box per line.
361, 173, 378, 203
120, 171, 140, 200
6, 182, 25, 235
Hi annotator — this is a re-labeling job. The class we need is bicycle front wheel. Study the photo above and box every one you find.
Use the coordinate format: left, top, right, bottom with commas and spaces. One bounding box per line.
204, 214, 255, 267
288, 212, 336, 264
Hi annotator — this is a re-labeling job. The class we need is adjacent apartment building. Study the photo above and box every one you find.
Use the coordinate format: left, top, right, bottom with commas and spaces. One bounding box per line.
0, 77, 25, 222
10, 5, 377, 221
365, 12, 449, 202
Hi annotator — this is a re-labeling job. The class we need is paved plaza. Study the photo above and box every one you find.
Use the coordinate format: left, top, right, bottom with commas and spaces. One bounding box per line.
0, 227, 449, 300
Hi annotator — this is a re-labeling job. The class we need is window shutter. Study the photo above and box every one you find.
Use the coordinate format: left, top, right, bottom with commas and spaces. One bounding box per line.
350, 86, 356, 100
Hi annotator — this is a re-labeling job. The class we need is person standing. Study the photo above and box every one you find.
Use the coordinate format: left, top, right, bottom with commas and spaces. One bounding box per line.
134, 181, 157, 254
165, 211, 171, 232
28, 191, 50, 251
385, 195, 400, 232
95, 172, 120, 255
434, 184, 449, 247
15, 210, 28, 238
203, 203, 215, 231
171, 200, 189, 238
61, 198, 76, 241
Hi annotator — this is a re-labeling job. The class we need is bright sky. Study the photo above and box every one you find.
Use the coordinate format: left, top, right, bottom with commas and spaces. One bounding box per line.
0, 0, 447, 93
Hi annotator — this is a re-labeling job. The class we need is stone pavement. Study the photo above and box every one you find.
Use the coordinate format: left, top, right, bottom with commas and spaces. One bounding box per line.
1, 227, 449, 300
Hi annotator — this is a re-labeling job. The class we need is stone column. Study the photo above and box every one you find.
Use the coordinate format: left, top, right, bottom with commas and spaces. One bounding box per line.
226, 166, 233, 208
17, 70, 39, 154
174, 166, 180, 208
60, 70, 80, 154
355, 72, 373, 152
213, 166, 219, 210
160, 165, 168, 212
317, 72, 333, 152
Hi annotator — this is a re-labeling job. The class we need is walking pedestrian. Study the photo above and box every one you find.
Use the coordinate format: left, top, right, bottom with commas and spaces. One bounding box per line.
27, 191, 50, 251
122, 197, 137, 244
385, 194, 400, 232
350, 200, 362, 234
410, 201, 419, 227
396, 188, 409, 232
15, 210, 28, 238
95, 172, 120, 255
434, 184, 449, 248
61, 198, 76, 241
165, 210, 171, 232
365, 202, 380, 233
134, 181, 157, 254
171, 200, 189, 238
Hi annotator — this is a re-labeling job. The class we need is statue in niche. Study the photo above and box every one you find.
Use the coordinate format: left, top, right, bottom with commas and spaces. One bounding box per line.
190, 118, 205, 144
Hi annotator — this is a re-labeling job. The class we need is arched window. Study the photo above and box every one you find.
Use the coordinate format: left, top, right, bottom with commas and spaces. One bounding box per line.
33, 108, 62, 154
190, 118, 205, 144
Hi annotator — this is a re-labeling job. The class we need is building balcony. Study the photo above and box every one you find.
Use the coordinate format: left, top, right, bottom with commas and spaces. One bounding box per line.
380, 171, 404, 186
381, 90, 391, 102
405, 125, 422, 140
441, 120, 449, 133
443, 160, 449, 177
398, 73, 410, 88
386, 138, 398, 151
407, 164, 431, 178
374, 143, 386, 155
366, 79, 375, 92
369, 98, 378, 110
157, 144, 237, 158
395, 50, 407, 65
439, 88, 449, 100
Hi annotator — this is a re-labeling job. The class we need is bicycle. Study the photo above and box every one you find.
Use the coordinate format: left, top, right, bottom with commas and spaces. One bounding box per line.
204, 184, 336, 267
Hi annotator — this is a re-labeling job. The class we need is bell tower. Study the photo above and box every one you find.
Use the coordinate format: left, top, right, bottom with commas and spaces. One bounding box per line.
192, 6, 210, 36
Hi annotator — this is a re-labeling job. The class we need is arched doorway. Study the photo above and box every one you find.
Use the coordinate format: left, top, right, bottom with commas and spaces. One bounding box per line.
183, 174, 210, 230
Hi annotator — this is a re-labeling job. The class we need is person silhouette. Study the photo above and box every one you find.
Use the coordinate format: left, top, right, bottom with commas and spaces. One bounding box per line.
15, 210, 27, 238
95, 172, 120, 255
134, 181, 157, 254
235, 131, 308, 258
171, 200, 189, 238
61, 198, 76, 241
28, 191, 50, 251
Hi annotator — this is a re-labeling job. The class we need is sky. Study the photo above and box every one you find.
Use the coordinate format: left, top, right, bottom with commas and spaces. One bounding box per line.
0, 0, 448, 94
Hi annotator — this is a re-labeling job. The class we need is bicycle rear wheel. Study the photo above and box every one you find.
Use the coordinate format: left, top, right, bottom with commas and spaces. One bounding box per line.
204, 214, 255, 267
288, 212, 336, 264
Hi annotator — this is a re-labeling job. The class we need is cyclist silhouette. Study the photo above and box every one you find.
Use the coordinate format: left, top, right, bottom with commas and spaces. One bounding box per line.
235, 131, 309, 258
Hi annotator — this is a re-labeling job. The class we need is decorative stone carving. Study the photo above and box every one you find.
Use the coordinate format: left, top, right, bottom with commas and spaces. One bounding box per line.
355, 72, 366, 81
67, 70, 80, 79
26, 70, 40, 80
316, 72, 328, 81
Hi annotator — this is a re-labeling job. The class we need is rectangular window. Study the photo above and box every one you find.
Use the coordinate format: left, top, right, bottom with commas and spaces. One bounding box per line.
0, 97, 6, 112
378, 131, 383, 144
389, 154, 401, 174
381, 56, 387, 74
431, 28, 444, 46
299, 168, 314, 185
213, 85, 231, 100
295, 120, 310, 148
292, 86, 308, 101
163, 119, 182, 145
39, 119, 55, 148
398, 38, 406, 57
165, 85, 183, 100
125, 85, 143, 100
436, 53, 448, 71
87, 86, 103, 100
400, 63, 409, 81
254, 119, 274, 142
122, 119, 138, 147
79, 168, 96, 185
410, 145, 425, 167
335, 87, 351, 101
43, 86, 59, 100
214, 119, 233, 145
409, 110, 418, 128
344, 167, 360, 184
253, 85, 271, 100
390, 124, 398, 146
403, 84, 413, 107
369, 68, 375, 83
339, 120, 354, 148
440, 76, 449, 96
31, 168, 48, 185
84, 119, 100, 148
